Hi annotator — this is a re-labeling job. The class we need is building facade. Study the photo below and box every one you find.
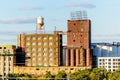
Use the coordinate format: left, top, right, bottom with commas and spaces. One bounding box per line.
0, 45, 16, 79
98, 57, 120, 72
91, 42, 120, 68
13, 66, 91, 75
17, 31, 62, 67
66, 19, 92, 67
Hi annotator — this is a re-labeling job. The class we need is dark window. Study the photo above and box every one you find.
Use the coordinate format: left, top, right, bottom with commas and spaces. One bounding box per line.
4, 73, 6, 76
108, 59, 111, 61
70, 68, 74, 70
113, 69, 115, 71
36, 68, 39, 70
73, 40, 75, 42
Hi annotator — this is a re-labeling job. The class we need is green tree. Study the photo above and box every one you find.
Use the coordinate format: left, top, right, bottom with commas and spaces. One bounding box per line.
8, 73, 20, 80
55, 70, 67, 80
70, 69, 91, 80
110, 67, 120, 80
89, 68, 107, 80
42, 71, 53, 80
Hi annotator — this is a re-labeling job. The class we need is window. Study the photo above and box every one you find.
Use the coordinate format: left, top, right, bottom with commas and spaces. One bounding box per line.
108, 63, 111, 65
32, 53, 36, 56
38, 37, 41, 40
32, 37, 36, 40
26, 53, 30, 56
113, 59, 115, 61
26, 42, 30, 46
113, 69, 116, 72
32, 42, 36, 46
36, 68, 39, 70
108, 59, 111, 61
49, 42, 53, 46
9, 57, 11, 61
108, 66, 111, 68
4, 47, 6, 49
38, 48, 42, 51
26, 37, 30, 40
43, 37, 47, 40
56, 37, 58, 41
32, 48, 36, 51
49, 37, 53, 40
44, 48, 47, 51
4, 68, 6, 71
38, 42, 42, 46
49, 48, 53, 52
32, 58, 35, 60
38, 58, 41, 60
38, 53, 41, 56
26, 48, 30, 51
70, 68, 74, 70
44, 58, 47, 61
44, 43, 47, 46
50, 58, 53, 61
113, 66, 116, 68
44, 53, 47, 56
32, 63, 35, 66
49, 53, 53, 56
4, 63, 6, 66
73, 40, 75, 42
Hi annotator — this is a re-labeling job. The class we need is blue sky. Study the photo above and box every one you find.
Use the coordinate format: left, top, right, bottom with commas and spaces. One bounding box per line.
0, 0, 120, 45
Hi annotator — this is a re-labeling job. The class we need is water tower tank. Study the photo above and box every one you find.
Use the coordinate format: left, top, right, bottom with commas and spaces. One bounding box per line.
37, 16, 44, 28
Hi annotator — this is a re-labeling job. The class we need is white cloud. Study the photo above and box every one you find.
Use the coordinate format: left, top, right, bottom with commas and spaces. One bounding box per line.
92, 34, 120, 42
19, 7, 43, 11
0, 17, 36, 24
65, 3, 96, 8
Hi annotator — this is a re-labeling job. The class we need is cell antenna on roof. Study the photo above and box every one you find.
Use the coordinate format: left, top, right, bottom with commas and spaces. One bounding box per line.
71, 11, 87, 20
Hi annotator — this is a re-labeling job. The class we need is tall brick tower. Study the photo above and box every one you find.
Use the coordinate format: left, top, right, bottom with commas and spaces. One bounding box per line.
66, 11, 92, 67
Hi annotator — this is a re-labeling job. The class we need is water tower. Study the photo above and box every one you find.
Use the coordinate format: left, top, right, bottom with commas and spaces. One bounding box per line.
36, 16, 44, 33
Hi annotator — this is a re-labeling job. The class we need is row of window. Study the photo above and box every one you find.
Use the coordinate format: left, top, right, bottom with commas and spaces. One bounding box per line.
99, 66, 119, 68
26, 48, 58, 52
26, 52, 57, 56
99, 62, 120, 65
0, 47, 6, 49
26, 36, 58, 41
26, 62, 57, 66
26, 42, 58, 46
99, 59, 120, 61
27, 57, 57, 61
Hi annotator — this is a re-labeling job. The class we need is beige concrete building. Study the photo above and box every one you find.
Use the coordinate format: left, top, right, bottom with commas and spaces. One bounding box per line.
17, 31, 63, 67
0, 45, 16, 79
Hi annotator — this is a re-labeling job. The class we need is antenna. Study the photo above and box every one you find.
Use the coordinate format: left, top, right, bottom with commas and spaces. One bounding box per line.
71, 11, 87, 20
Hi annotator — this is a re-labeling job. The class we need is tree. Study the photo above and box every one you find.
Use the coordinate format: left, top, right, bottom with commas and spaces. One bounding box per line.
42, 71, 53, 80
89, 68, 107, 80
8, 73, 20, 80
55, 70, 67, 80
70, 69, 91, 80
110, 67, 120, 80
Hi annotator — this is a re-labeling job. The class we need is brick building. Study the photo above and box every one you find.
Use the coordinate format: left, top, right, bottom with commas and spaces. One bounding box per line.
66, 19, 92, 67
